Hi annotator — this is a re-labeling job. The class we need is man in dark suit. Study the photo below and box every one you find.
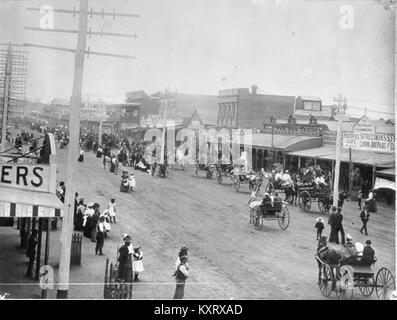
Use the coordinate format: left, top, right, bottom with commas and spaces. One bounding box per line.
363, 239, 375, 265
335, 208, 345, 245
328, 206, 339, 244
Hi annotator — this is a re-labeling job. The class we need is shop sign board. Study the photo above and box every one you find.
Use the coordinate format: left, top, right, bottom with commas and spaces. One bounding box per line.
263, 124, 323, 137
343, 116, 395, 153
0, 164, 57, 194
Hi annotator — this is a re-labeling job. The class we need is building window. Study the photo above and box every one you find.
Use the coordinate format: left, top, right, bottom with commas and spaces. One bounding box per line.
303, 101, 321, 111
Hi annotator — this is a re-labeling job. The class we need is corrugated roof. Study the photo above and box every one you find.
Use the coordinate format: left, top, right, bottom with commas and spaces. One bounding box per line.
298, 96, 322, 101
251, 133, 322, 151
376, 168, 395, 176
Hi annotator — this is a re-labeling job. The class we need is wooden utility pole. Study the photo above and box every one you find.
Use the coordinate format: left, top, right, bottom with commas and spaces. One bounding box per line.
332, 94, 346, 207
160, 90, 170, 164
1, 43, 11, 152
57, 0, 88, 299
24, 2, 139, 299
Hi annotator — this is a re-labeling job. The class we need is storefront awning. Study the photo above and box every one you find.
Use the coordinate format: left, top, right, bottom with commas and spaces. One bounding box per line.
0, 187, 64, 217
287, 146, 395, 167
251, 133, 323, 152
376, 168, 395, 177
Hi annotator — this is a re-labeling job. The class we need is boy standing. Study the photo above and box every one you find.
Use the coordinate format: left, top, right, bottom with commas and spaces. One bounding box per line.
315, 218, 325, 240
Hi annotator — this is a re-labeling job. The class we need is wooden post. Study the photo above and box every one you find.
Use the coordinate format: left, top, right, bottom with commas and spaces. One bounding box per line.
25, 218, 32, 251
57, 0, 89, 299
348, 147, 353, 196
283, 153, 286, 171
35, 218, 43, 280
44, 218, 50, 265
298, 156, 301, 170
333, 94, 345, 207
372, 165, 376, 188
104, 258, 109, 299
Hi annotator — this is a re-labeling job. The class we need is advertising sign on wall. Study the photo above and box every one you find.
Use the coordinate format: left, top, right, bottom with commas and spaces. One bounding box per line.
343, 116, 395, 153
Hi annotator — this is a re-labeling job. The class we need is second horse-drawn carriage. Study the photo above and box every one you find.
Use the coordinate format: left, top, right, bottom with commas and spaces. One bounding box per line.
248, 198, 290, 230
297, 182, 333, 214
231, 168, 265, 193
315, 250, 395, 300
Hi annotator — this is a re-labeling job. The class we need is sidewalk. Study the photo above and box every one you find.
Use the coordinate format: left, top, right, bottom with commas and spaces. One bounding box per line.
0, 221, 107, 299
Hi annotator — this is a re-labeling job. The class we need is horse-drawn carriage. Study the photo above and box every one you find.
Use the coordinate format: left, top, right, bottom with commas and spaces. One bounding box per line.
194, 163, 216, 179
248, 199, 290, 230
297, 183, 333, 214
315, 252, 395, 300
231, 168, 264, 193
215, 163, 234, 184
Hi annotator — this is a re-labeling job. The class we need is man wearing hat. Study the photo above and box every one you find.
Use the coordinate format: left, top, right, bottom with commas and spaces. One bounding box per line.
360, 206, 370, 236
328, 206, 339, 244
315, 217, 325, 240
363, 240, 376, 265
95, 216, 105, 255
173, 256, 189, 299
175, 246, 189, 269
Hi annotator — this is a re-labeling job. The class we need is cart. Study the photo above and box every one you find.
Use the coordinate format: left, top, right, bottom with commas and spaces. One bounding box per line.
215, 164, 234, 184
297, 183, 333, 214
315, 254, 395, 300
248, 200, 290, 230
231, 168, 264, 193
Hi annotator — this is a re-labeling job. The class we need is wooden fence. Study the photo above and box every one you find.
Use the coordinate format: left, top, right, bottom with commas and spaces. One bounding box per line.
103, 258, 132, 299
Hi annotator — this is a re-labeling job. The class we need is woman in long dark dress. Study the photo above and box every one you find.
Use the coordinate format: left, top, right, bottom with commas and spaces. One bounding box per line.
118, 236, 133, 282
83, 205, 94, 238
74, 199, 86, 232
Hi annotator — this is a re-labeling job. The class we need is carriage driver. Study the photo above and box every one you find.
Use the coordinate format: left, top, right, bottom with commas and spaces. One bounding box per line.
282, 170, 291, 183
275, 170, 283, 182
314, 174, 327, 191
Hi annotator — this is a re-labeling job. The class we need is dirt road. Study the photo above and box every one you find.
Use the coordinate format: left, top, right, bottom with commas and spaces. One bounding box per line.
54, 148, 395, 300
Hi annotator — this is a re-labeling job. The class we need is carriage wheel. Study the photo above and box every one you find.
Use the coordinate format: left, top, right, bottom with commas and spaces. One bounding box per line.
318, 264, 333, 297
298, 191, 311, 212
318, 198, 327, 214
277, 205, 290, 230
232, 178, 240, 192
375, 267, 395, 300
254, 207, 263, 229
358, 276, 375, 297
249, 208, 256, 224
335, 265, 354, 300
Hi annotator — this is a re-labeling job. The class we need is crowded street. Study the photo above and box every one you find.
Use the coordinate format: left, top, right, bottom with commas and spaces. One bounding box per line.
1, 0, 395, 304
11, 142, 390, 300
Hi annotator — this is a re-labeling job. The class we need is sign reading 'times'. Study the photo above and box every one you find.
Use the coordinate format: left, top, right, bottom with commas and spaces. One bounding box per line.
0, 164, 57, 193
343, 116, 395, 153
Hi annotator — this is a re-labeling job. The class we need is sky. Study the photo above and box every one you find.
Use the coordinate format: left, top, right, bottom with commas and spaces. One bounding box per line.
0, 0, 395, 119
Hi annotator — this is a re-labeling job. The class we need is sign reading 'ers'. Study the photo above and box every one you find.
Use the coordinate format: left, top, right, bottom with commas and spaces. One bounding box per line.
0, 164, 57, 193
343, 116, 395, 153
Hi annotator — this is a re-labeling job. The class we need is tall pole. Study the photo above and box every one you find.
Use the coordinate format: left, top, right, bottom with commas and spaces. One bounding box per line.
333, 94, 345, 207
57, 0, 88, 299
160, 91, 169, 164
1, 43, 11, 152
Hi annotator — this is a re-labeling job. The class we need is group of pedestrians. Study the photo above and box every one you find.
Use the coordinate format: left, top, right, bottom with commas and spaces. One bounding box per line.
73, 197, 116, 256
117, 234, 144, 282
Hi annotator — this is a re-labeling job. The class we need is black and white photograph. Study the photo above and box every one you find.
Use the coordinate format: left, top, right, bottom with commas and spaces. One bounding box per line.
0, 0, 396, 303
